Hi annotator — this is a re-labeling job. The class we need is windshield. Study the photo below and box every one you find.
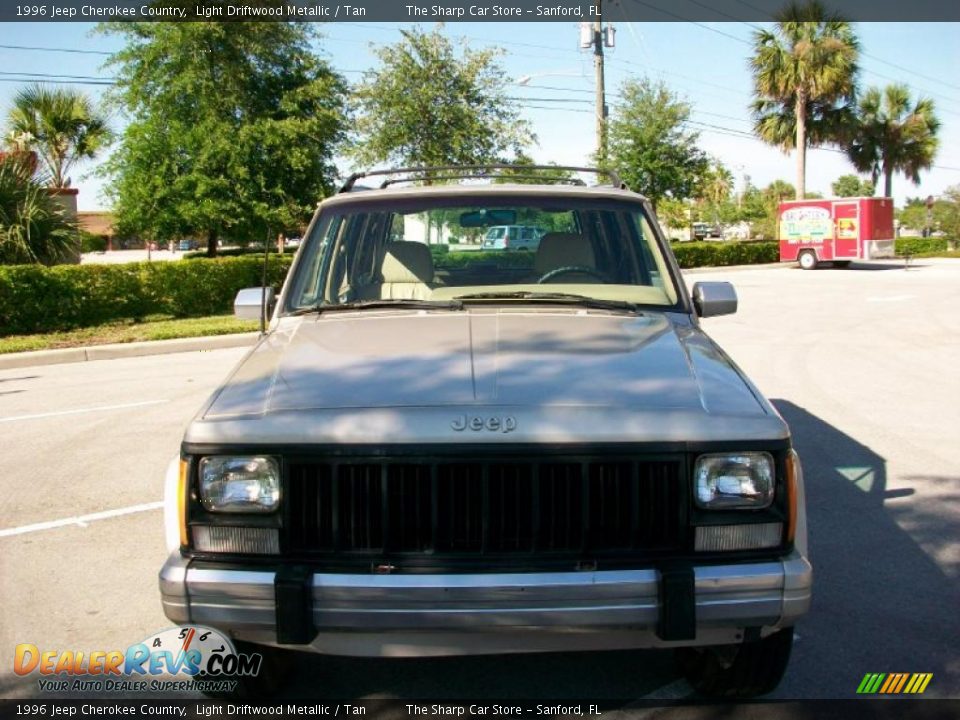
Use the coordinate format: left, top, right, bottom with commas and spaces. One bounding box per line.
285, 195, 681, 312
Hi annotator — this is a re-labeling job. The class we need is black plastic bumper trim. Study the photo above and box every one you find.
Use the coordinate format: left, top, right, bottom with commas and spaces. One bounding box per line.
657, 564, 696, 641
274, 565, 314, 645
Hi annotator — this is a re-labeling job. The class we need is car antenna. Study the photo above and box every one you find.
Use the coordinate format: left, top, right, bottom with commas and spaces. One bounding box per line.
260, 228, 270, 335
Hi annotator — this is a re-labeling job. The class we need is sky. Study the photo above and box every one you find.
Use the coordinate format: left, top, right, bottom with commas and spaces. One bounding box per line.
1, 20, 958, 211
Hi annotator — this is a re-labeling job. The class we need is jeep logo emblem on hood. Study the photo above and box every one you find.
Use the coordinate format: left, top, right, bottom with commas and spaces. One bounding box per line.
452, 415, 517, 433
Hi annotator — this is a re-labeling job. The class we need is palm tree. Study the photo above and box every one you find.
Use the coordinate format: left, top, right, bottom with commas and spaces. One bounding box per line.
6, 85, 112, 189
698, 162, 734, 225
750, 0, 860, 199
0, 154, 77, 264
846, 84, 939, 198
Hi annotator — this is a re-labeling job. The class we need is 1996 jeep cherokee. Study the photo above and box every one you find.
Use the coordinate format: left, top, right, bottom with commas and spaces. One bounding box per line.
160, 166, 811, 698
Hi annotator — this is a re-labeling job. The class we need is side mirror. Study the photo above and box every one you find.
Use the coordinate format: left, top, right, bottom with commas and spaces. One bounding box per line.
692, 281, 737, 318
234, 287, 276, 321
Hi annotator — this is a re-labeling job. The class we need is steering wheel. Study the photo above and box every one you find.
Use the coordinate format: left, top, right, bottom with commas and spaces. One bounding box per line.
537, 265, 609, 284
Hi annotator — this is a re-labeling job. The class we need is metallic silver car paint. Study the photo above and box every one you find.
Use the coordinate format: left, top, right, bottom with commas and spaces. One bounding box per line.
163, 179, 811, 658
184, 310, 788, 445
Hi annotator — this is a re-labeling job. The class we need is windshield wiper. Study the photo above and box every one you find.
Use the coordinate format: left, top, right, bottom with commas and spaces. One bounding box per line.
288, 299, 463, 316
454, 291, 642, 313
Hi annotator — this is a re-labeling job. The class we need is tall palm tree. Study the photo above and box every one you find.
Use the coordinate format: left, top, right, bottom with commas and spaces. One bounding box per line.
698, 162, 734, 224
750, 0, 860, 199
6, 85, 112, 189
847, 84, 939, 198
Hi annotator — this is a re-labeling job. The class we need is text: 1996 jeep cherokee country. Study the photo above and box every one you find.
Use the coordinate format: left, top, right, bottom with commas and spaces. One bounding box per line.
161, 166, 811, 698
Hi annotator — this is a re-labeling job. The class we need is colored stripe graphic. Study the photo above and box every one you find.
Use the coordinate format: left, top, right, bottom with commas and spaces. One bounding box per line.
858, 673, 932, 694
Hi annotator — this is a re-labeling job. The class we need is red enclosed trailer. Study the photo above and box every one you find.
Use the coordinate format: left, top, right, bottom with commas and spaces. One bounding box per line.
778, 197, 895, 269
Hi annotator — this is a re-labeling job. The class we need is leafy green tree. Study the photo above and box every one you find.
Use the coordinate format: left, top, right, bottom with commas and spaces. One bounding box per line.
101, 22, 347, 256
0, 155, 78, 264
351, 27, 532, 169
939, 186, 960, 240
847, 84, 940, 198
898, 195, 955, 236
831, 174, 875, 197
5, 84, 112, 189
696, 160, 734, 224
606, 77, 709, 210
750, 0, 860, 199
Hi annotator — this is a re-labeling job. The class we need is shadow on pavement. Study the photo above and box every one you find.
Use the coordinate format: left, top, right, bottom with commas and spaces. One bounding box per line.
771, 400, 959, 699
831, 261, 918, 271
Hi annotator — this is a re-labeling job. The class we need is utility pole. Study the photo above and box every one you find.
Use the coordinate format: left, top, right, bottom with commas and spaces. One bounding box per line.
593, 0, 607, 163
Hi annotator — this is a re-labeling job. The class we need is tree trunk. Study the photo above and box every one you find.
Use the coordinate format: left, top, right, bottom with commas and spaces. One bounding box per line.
206, 229, 218, 258
884, 169, 893, 198
794, 93, 807, 200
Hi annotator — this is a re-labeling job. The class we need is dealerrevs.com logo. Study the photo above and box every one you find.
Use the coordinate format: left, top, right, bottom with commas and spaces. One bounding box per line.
14, 626, 261, 693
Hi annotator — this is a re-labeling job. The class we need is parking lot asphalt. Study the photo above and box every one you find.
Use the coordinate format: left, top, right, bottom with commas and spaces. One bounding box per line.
0, 259, 957, 703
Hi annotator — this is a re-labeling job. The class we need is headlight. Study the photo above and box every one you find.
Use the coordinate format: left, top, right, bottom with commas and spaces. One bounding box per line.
199, 456, 280, 513
694, 452, 774, 509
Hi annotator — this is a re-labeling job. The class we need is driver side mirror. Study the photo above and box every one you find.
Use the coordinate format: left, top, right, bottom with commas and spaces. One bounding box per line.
234, 287, 276, 321
692, 281, 737, 317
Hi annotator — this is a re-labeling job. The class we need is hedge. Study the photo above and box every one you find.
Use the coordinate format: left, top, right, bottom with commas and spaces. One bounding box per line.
435, 250, 536, 270
670, 241, 779, 268
0, 255, 292, 337
0, 240, 786, 337
895, 236, 950, 255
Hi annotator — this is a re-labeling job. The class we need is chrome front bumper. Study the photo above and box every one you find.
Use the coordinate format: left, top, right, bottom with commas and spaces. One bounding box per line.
160, 552, 812, 657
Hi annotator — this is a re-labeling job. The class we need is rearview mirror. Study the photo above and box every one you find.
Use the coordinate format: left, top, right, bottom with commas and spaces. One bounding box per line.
692, 281, 737, 318
234, 287, 276, 321
458, 209, 518, 227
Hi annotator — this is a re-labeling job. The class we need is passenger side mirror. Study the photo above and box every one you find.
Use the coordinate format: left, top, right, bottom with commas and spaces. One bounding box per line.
692, 281, 737, 317
234, 287, 276, 321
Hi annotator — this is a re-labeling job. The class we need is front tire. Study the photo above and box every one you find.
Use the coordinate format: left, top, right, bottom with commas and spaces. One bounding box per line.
675, 628, 794, 699
798, 250, 818, 270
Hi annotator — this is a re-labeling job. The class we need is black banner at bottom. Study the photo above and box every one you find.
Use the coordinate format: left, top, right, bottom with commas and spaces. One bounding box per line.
1, 700, 958, 720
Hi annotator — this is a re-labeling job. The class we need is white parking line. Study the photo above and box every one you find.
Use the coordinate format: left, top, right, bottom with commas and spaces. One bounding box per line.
0, 501, 163, 538
0, 399, 167, 423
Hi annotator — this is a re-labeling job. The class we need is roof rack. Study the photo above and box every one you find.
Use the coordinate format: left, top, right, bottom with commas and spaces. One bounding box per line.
338, 165, 625, 193
380, 173, 587, 188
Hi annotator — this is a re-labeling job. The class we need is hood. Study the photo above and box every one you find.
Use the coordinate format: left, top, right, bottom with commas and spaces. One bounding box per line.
202, 309, 768, 419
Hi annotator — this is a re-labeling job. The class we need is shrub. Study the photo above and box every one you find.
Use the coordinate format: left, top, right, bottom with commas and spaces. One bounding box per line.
895, 236, 949, 255
670, 241, 779, 268
0, 155, 79, 265
434, 250, 534, 270
80, 231, 107, 253
0, 255, 292, 336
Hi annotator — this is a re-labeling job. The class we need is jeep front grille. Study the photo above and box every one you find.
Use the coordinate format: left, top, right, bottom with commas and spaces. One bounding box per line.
286, 456, 685, 560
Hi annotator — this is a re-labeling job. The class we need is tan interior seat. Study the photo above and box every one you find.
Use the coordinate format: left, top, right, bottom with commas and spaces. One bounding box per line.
378, 241, 436, 300
533, 233, 597, 280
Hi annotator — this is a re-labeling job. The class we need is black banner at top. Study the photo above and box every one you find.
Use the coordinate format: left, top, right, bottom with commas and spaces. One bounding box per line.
2, 0, 959, 23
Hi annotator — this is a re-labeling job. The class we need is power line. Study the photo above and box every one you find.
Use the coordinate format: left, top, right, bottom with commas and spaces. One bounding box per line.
0, 70, 116, 82
0, 43, 112, 56
0, 77, 114, 86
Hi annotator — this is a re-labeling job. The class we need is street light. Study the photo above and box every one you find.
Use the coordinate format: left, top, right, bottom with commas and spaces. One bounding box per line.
514, 71, 585, 86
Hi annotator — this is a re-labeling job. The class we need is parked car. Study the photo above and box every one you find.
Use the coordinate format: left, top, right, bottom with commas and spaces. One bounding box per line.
178, 238, 199, 251
481, 224, 545, 251
161, 165, 811, 699
692, 222, 721, 240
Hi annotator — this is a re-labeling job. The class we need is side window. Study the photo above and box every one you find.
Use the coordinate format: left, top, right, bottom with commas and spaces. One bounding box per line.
288, 215, 343, 307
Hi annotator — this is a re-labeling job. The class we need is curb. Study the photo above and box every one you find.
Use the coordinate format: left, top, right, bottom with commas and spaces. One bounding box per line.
0, 332, 260, 371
